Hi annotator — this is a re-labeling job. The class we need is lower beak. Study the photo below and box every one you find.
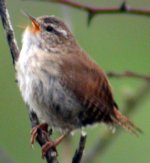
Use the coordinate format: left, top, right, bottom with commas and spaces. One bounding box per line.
31, 18, 40, 32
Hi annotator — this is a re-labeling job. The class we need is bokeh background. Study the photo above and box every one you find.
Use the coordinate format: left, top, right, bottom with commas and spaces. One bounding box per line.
0, 0, 150, 163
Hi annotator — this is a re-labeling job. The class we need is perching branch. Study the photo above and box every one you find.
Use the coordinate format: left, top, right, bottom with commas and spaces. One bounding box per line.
107, 71, 150, 81
0, 0, 19, 65
0, 0, 58, 162
72, 132, 87, 163
31, 0, 150, 24
29, 112, 58, 163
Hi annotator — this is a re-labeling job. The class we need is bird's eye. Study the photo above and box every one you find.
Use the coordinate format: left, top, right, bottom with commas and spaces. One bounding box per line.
46, 26, 53, 32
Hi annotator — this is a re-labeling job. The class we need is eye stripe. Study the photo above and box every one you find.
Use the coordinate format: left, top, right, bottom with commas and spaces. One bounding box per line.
57, 29, 67, 37
44, 24, 68, 38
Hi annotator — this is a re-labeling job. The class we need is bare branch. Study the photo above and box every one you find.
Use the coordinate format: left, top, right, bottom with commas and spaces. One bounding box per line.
83, 81, 150, 163
32, 0, 150, 16
29, 0, 150, 24
72, 132, 87, 163
107, 71, 150, 81
29, 112, 58, 163
0, 0, 59, 162
0, 0, 19, 64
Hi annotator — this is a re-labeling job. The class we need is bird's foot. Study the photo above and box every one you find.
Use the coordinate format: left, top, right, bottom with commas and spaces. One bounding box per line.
42, 134, 66, 159
30, 123, 48, 144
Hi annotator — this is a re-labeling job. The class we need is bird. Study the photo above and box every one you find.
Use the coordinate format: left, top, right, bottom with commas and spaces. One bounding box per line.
15, 14, 140, 158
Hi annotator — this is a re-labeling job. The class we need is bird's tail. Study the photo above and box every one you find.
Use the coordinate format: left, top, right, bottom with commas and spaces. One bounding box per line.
112, 107, 142, 136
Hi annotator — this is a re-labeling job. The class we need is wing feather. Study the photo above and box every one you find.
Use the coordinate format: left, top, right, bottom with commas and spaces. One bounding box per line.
59, 51, 115, 126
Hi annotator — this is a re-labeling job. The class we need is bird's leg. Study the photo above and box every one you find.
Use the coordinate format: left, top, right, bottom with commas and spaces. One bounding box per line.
31, 123, 48, 144
42, 134, 67, 159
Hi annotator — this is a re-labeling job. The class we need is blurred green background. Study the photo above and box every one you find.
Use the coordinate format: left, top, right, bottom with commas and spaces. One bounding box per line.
0, 0, 150, 162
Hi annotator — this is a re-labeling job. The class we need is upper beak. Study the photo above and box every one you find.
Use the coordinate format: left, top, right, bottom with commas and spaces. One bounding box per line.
22, 11, 40, 32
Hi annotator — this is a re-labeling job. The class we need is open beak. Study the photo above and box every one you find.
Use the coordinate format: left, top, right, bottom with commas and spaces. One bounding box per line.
22, 11, 40, 32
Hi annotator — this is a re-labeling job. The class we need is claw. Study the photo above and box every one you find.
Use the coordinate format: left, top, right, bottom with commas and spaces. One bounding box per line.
30, 123, 48, 145
30, 128, 38, 144
41, 134, 66, 159
30, 123, 67, 159
42, 141, 55, 159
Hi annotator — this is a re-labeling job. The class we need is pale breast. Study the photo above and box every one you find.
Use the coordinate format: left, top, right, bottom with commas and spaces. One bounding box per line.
16, 45, 82, 131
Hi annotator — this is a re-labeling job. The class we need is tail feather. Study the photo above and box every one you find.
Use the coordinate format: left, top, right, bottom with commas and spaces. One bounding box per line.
112, 107, 142, 136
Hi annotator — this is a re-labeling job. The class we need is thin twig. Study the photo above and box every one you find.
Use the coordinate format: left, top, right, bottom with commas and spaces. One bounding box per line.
29, 112, 58, 163
30, 0, 150, 15
107, 71, 150, 81
0, 0, 19, 64
72, 132, 87, 163
29, 0, 150, 24
0, 0, 58, 162
83, 81, 150, 163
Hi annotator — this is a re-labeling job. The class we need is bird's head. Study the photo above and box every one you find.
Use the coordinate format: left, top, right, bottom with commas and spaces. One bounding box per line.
22, 13, 77, 53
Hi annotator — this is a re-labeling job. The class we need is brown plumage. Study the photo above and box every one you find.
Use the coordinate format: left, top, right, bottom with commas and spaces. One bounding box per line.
59, 50, 140, 134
